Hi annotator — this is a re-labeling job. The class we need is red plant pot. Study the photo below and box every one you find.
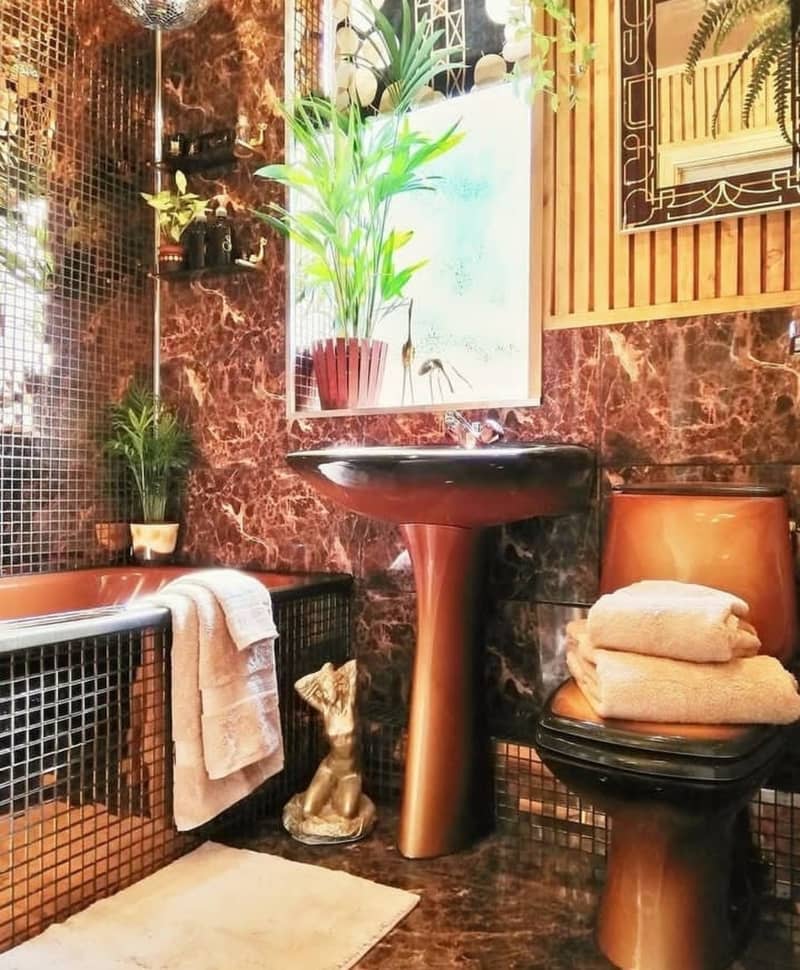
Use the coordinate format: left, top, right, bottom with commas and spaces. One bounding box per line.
158, 243, 185, 274
312, 338, 388, 410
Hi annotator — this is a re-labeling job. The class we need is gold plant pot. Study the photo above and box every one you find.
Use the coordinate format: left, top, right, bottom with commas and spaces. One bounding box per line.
130, 522, 180, 564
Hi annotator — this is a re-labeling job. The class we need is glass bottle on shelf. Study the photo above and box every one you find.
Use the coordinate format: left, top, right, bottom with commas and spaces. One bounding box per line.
207, 203, 233, 267
185, 210, 208, 270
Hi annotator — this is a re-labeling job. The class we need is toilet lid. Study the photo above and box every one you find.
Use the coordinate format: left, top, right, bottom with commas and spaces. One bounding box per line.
537, 680, 784, 781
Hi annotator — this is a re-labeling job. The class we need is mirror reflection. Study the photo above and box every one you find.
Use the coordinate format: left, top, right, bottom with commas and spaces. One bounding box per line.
284, 0, 537, 415
619, 0, 800, 231
655, 0, 791, 188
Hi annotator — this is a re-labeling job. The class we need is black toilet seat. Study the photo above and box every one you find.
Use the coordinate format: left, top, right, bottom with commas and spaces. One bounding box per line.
537, 680, 785, 784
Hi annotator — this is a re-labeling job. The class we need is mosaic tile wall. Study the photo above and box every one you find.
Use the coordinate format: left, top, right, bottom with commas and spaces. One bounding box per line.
0, 0, 153, 573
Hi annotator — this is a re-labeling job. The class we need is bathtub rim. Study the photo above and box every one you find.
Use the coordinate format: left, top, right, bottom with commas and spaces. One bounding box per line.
0, 567, 353, 652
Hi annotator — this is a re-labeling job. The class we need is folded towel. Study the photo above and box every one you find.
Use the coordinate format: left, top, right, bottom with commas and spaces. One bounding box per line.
144, 570, 284, 830
566, 620, 800, 724
170, 568, 278, 651
587, 580, 761, 662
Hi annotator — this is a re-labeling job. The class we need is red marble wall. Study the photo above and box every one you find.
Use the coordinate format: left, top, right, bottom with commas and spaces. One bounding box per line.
159, 1, 800, 734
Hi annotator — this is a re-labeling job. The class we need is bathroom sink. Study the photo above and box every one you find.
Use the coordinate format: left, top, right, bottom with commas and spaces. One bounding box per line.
285, 444, 594, 528
286, 442, 594, 860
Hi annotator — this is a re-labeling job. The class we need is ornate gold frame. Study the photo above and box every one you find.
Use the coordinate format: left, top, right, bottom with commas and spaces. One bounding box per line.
618, 0, 800, 232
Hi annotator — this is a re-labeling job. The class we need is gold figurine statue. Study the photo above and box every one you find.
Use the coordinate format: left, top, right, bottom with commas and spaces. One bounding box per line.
283, 660, 376, 844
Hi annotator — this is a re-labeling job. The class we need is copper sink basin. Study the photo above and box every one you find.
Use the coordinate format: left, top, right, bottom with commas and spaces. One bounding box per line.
286, 444, 594, 528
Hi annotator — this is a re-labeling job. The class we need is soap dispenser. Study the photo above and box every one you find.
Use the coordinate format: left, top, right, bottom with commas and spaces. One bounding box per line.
208, 203, 233, 267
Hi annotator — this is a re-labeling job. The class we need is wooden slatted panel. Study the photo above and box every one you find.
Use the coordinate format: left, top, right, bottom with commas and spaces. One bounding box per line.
790, 212, 800, 290
542, 1, 800, 331
591, 0, 611, 315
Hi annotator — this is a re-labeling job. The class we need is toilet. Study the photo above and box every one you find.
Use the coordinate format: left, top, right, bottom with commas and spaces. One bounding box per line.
536, 484, 798, 970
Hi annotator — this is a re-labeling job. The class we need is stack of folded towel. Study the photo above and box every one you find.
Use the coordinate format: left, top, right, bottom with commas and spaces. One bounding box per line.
566, 580, 800, 724
145, 569, 285, 831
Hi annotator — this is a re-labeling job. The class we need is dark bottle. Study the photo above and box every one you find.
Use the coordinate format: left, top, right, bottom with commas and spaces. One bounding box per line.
207, 204, 233, 267
185, 211, 208, 270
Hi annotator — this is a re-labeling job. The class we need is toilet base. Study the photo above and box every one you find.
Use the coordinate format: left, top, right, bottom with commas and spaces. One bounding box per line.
598, 802, 744, 970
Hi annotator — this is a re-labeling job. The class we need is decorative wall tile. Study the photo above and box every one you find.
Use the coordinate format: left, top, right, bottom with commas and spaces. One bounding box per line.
3, 0, 153, 572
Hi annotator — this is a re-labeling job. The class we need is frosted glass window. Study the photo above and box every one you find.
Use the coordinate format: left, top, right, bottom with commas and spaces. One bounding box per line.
378, 84, 531, 408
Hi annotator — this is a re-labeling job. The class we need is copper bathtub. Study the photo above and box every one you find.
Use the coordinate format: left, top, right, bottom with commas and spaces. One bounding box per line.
0, 566, 347, 952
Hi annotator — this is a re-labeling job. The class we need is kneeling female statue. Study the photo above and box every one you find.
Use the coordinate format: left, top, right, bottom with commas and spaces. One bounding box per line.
283, 659, 376, 844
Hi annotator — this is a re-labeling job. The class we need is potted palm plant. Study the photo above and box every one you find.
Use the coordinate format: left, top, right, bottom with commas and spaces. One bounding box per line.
141, 170, 208, 273
105, 383, 193, 564
255, 1, 463, 410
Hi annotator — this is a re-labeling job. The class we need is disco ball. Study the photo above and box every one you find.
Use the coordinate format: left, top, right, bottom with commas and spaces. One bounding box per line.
111, 0, 212, 30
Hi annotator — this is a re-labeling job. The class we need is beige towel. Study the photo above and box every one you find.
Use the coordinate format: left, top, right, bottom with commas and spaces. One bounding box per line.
587, 580, 761, 662
566, 620, 800, 724
169, 568, 277, 650
145, 576, 284, 831
175, 581, 282, 779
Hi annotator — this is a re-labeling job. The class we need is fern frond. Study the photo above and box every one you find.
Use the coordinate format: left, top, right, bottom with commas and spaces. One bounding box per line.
742, 40, 780, 126
773, 42, 794, 145
686, 0, 737, 78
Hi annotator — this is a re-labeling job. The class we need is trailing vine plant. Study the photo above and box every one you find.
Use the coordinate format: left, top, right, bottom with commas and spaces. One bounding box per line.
507, 0, 596, 109
685, 0, 800, 145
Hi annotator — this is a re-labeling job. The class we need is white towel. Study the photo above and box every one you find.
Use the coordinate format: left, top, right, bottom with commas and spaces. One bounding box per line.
587, 580, 761, 662
566, 620, 800, 724
169, 568, 278, 651
143, 571, 284, 830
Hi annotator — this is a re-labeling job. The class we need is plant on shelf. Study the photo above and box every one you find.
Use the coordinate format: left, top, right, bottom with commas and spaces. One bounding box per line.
141, 170, 208, 273
104, 382, 193, 564
685, 0, 800, 145
254, 0, 463, 410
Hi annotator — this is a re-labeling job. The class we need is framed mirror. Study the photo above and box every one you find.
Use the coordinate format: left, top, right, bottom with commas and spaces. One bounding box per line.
283, 0, 542, 417
618, 0, 800, 232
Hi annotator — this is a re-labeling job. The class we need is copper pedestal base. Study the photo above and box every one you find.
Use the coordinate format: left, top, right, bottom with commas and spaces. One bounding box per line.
598, 803, 741, 970
397, 524, 488, 859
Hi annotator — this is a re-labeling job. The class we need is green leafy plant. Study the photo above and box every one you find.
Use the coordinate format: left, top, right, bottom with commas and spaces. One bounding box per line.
140, 170, 207, 244
104, 383, 193, 523
686, 0, 799, 144
254, 0, 463, 341
507, 0, 596, 110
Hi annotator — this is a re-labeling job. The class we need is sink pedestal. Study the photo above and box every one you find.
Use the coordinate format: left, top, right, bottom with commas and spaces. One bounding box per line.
285, 444, 594, 859
398, 524, 489, 859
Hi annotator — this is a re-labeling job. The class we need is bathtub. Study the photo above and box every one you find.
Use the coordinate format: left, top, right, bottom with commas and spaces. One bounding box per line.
0, 566, 352, 952
0, 567, 322, 651
0, 566, 305, 621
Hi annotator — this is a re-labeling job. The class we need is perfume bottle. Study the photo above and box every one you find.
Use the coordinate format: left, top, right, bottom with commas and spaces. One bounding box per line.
207, 204, 233, 266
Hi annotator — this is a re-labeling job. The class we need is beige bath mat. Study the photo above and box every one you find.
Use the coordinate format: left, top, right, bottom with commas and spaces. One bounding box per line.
0, 842, 419, 970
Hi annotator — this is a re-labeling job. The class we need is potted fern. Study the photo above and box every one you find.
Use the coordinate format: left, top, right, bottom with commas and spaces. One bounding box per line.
105, 383, 193, 564
255, 1, 463, 410
141, 170, 208, 273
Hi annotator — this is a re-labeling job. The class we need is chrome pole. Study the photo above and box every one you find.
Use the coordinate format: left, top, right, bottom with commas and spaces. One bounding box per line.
152, 27, 163, 398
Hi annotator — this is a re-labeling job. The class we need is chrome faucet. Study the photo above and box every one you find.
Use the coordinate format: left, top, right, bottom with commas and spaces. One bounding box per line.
444, 411, 505, 449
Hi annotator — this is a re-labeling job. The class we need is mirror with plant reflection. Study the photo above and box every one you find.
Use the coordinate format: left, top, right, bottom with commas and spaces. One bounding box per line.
276, 0, 589, 414
620, 0, 800, 231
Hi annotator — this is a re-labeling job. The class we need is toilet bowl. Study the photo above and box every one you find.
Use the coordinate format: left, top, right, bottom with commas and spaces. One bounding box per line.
535, 484, 798, 970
